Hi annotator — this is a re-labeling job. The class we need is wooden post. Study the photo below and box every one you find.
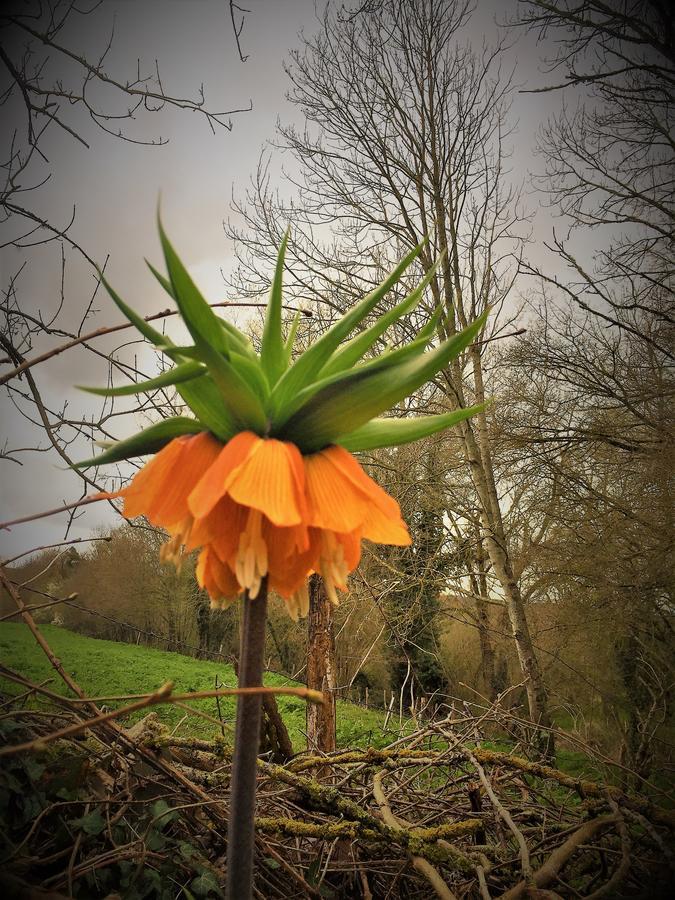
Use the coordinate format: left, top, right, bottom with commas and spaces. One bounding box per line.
306, 574, 336, 752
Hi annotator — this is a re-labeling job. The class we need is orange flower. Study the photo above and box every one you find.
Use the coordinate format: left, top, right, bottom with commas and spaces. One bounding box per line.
115, 430, 410, 619
113, 431, 222, 569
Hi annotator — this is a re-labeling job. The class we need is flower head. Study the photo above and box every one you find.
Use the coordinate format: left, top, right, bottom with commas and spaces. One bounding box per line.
80, 220, 486, 616
112, 430, 410, 617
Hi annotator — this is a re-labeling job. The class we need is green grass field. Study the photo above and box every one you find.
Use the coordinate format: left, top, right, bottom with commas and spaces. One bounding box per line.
0, 623, 615, 781
0, 623, 391, 750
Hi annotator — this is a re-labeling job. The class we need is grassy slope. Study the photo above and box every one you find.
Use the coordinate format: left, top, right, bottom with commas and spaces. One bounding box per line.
0, 623, 389, 750
0, 624, 609, 780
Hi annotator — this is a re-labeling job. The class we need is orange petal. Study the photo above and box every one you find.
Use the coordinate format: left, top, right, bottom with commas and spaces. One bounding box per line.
188, 494, 247, 560
303, 450, 371, 532
267, 528, 321, 599
334, 529, 363, 571
283, 440, 309, 520
322, 445, 411, 546
360, 503, 411, 545
324, 445, 402, 517
226, 438, 304, 526
188, 431, 260, 520
123, 432, 221, 526
263, 519, 310, 562
196, 546, 241, 602
121, 437, 186, 519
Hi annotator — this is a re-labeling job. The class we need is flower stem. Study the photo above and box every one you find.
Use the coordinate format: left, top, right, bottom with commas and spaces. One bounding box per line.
226, 580, 269, 900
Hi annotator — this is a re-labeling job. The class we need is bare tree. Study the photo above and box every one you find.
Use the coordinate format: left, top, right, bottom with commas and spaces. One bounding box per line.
509, 1, 674, 766
227, 0, 555, 750
0, 0, 250, 504
517, 0, 674, 355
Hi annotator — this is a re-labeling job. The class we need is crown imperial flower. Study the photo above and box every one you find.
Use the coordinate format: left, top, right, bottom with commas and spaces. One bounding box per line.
80, 220, 485, 616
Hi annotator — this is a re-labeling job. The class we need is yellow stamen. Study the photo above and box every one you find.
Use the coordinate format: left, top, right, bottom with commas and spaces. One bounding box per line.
286, 581, 310, 621
318, 532, 348, 606
235, 509, 268, 598
159, 516, 193, 571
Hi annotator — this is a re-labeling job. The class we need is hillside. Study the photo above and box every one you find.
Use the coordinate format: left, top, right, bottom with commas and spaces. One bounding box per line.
0, 623, 391, 750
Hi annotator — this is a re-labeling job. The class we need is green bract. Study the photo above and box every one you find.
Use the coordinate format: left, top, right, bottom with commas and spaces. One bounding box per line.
78, 220, 487, 466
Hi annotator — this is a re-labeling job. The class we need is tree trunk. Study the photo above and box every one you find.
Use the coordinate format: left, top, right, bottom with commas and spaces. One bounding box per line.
450, 413, 554, 756
306, 573, 337, 752
472, 530, 498, 698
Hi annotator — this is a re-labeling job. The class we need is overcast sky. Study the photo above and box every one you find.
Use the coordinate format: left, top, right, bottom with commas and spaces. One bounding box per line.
0, 0, 560, 561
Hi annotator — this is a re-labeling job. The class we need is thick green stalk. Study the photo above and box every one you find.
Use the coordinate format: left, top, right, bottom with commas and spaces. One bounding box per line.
226, 581, 269, 900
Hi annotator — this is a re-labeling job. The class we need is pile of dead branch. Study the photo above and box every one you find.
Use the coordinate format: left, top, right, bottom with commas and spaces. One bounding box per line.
1, 681, 673, 900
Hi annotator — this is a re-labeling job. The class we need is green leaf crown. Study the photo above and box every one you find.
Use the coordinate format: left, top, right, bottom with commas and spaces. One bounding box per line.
79, 219, 486, 467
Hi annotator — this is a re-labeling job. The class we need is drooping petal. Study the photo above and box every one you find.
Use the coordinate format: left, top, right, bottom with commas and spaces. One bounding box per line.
160, 516, 193, 568
263, 519, 311, 565
226, 438, 305, 526
324, 445, 400, 516
266, 525, 320, 599
323, 445, 411, 545
360, 501, 411, 546
121, 437, 185, 520
333, 528, 362, 571
188, 493, 248, 561
196, 546, 241, 607
123, 432, 221, 525
188, 430, 260, 520
303, 449, 371, 532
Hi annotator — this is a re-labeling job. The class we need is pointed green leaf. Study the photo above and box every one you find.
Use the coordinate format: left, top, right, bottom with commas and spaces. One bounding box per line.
319, 255, 443, 378
260, 229, 289, 383
99, 269, 171, 349
77, 417, 205, 468
147, 257, 256, 358
337, 404, 485, 451
146, 344, 266, 432
274, 307, 442, 426
278, 310, 488, 452
146, 258, 176, 299
270, 243, 424, 416
157, 219, 267, 429
284, 310, 302, 366
176, 379, 236, 441
157, 217, 230, 355
231, 350, 270, 404
78, 361, 205, 397
200, 343, 267, 432
218, 318, 257, 357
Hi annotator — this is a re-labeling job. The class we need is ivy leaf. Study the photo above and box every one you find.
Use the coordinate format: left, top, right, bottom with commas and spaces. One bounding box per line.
190, 872, 224, 898
69, 807, 106, 836
150, 798, 179, 828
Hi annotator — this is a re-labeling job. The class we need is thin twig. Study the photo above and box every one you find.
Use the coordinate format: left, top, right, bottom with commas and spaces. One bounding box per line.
0, 300, 312, 387
373, 770, 458, 900
466, 750, 532, 882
